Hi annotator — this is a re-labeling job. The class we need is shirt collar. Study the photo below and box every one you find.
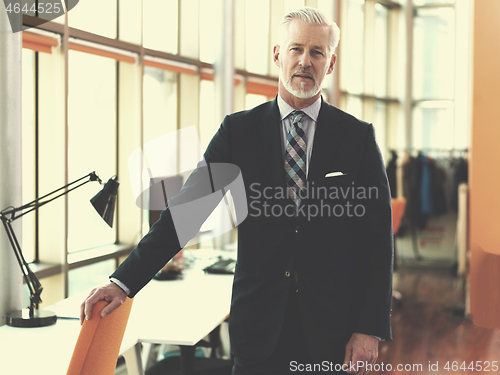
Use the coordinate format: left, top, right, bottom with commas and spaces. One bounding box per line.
277, 94, 322, 122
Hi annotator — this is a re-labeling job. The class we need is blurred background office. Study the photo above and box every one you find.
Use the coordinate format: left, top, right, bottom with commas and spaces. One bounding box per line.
1, 0, 499, 372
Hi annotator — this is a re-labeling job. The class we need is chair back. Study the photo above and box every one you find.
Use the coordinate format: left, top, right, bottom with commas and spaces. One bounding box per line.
391, 198, 407, 235
66, 298, 133, 375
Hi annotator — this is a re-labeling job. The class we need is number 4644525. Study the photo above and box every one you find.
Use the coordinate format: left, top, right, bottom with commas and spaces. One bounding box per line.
444, 361, 499, 372
5, 2, 62, 14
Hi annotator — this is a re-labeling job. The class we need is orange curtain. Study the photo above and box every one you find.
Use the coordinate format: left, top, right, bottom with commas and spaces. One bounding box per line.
247, 79, 278, 98
22, 32, 58, 53
144, 59, 197, 75
68, 43, 136, 63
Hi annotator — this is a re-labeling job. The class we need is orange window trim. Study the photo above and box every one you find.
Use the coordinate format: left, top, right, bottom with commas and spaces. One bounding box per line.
23, 41, 51, 53
144, 60, 197, 75
200, 71, 214, 81
200, 71, 243, 85
247, 80, 278, 98
22, 31, 58, 54
68, 43, 136, 63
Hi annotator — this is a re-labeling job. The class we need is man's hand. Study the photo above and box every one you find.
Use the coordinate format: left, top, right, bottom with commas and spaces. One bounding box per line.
343, 333, 379, 375
79, 282, 127, 325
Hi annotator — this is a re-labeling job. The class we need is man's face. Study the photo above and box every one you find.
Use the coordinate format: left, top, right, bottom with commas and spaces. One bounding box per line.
274, 20, 336, 100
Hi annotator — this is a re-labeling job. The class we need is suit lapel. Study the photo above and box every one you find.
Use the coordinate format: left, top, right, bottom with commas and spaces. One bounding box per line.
251, 98, 346, 189
252, 98, 287, 189
308, 100, 346, 183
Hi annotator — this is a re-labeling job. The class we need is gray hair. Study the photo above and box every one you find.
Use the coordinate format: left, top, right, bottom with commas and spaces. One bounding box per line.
278, 7, 340, 54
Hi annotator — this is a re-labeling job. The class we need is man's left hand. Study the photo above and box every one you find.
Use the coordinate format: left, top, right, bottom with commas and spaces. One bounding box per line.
343, 333, 379, 374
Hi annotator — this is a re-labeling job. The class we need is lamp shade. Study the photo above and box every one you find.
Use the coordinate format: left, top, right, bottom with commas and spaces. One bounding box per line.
91, 175, 119, 227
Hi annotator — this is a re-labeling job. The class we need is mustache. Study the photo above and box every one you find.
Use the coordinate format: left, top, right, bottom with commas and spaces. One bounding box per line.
290, 68, 316, 83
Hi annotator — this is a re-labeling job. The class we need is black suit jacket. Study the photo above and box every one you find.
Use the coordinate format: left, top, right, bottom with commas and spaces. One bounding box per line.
111, 97, 393, 363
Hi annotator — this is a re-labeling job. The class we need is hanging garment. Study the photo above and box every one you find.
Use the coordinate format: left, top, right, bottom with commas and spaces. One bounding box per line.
451, 157, 468, 212
386, 150, 398, 198
429, 157, 447, 216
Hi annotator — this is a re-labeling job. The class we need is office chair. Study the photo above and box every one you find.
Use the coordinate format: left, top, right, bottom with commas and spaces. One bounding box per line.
66, 298, 133, 375
392, 197, 407, 306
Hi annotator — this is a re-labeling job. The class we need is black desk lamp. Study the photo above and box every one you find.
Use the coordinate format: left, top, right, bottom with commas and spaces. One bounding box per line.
0, 172, 119, 328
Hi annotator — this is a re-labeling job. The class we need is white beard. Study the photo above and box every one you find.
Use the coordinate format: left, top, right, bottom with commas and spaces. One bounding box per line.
280, 66, 321, 99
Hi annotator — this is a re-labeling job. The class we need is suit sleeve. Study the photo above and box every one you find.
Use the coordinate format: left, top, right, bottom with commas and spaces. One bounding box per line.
110, 116, 233, 297
354, 124, 393, 340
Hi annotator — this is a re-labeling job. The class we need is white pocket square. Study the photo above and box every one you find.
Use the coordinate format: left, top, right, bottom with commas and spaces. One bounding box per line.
325, 172, 346, 178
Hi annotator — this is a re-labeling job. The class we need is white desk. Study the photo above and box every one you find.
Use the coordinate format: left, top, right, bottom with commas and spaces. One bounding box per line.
129, 267, 233, 346
0, 249, 234, 375
0, 318, 81, 374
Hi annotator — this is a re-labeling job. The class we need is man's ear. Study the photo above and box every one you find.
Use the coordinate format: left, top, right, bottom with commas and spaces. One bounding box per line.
273, 45, 280, 68
327, 53, 337, 75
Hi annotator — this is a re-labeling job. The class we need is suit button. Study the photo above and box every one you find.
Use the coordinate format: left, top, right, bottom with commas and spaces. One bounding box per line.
285, 270, 291, 277
295, 226, 300, 233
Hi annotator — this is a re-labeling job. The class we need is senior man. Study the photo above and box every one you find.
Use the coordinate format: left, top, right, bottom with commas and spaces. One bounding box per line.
81, 7, 393, 375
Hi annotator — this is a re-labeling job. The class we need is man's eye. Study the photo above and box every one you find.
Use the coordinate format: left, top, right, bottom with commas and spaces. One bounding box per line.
314, 51, 324, 56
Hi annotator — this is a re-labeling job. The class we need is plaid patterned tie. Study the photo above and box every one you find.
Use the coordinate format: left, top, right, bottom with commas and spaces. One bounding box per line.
284, 111, 307, 210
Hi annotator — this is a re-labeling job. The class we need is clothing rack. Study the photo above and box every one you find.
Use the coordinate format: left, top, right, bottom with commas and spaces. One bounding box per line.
387, 147, 469, 264
391, 148, 468, 156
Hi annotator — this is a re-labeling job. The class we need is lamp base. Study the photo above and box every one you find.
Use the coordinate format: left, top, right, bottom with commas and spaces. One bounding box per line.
6, 309, 57, 328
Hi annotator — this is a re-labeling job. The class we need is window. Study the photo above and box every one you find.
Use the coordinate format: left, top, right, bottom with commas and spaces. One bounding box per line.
245, 0, 270, 75
21, 49, 36, 264
373, 3, 389, 98
199, 0, 222, 64
118, 0, 142, 44
412, 2, 457, 149
68, 259, 116, 296
340, 0, 400, 161
143, 67, 178, 147
345, 95, 363, 119
143, 0, 179, 54
345, 0, 365, 95
412, 102, 454, 149
199, 79, 217, 150
413, 7, 455, 100
67, 51, 117, 253
245, 93, 268, 110
68, 0, 118, 38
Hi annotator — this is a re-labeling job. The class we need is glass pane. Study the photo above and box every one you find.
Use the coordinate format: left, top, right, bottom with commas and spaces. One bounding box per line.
412, 101, 454, 149
143, 67, 178, 145
68, 51, 117, 253
22, 49, 36, 263
199, 80, 217, 150
373, 4, 388, 97
119, 0, 142, 44
321, 88, 330, 104
413, 8, 455, 100
245, 94, 267, 110
68, 259, 115, 297
345, 95, 363, 119
142, 67, 178, 231
245, 0, 270, 75
68, 0, 117, 39
284, 0, 305, 15
143, 67, 178, 174
199, 0, 222, 64
143, 0, 178, 54
414, 0, 454, 5
317, 0, 335, 20
346, 0, 365, 94
374, 101, 387, 161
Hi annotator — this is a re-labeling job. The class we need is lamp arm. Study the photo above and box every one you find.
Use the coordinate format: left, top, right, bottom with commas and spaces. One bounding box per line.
1, 217, 42, 314
0, 171, 103, 317
1, 172, 101, 222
